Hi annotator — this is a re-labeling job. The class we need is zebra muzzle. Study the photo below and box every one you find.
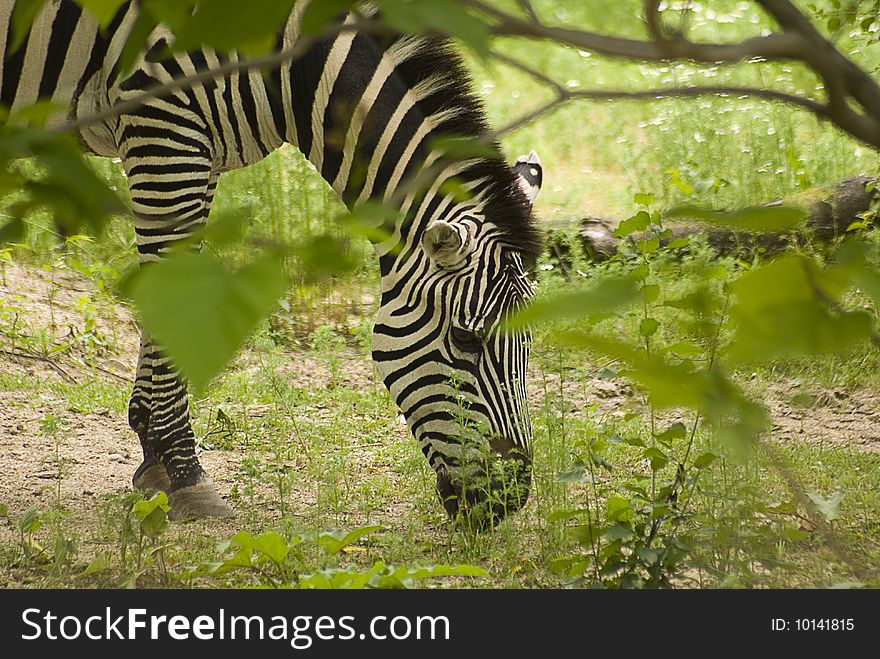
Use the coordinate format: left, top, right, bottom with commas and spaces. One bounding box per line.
435, 436, 532, 530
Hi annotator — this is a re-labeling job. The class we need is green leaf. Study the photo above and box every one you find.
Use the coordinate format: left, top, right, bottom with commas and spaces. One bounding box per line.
807, 491, 844, 522
727, 255, 872, 363
376, 0, 490, 57
666, 204, 807, 233
251, 531, 292, 565
75, 0, 129, 27
603, 523, 634, 541
507, 276, 638, 329
0, 128, 123, 236
0, 218, 26, 245
124, 253, 288, 393
171, 0, 297, 54
397, 563, 489, 582
80, 553, 110, 577
634, 192, 654, 207
546, 508, 589, 523
631, 263, 650, 281
10, 0, 47, 53
141, 0, 195, 29
663, 341, 702, 357
606, 495, 633, 523
641, 283, 660, 303
133, 492, 169, 539
694, 452, 718, 469
18, 506, 41, 535
571, 523, 599, 546
7, 100, 68, 127
639, 317, 659, 337
301, 0, 358, 35
642, 447, 668, 471
557, 463, 596, 484
614, 210, 650, 238
318, 525, 384, 556
636, 237, 660, 254
636, 546, 661, 564
656, 422, 686, 445
666, 237, 690, 250
781, 527, 811, 542
298, 234, 359, 279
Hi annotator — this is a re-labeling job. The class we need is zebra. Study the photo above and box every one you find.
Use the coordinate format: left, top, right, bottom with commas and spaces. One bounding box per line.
1, 1, 544, 528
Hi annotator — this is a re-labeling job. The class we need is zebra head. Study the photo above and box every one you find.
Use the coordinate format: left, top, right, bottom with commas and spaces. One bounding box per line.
372, 152, 543, 528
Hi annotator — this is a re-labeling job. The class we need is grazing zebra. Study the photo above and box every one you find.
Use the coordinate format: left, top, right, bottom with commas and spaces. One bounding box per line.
1, 1, 543, 527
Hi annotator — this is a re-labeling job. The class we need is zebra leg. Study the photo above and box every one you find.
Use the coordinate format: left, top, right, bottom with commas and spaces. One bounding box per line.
129, 332, 171, 494
123, 138, 231, 519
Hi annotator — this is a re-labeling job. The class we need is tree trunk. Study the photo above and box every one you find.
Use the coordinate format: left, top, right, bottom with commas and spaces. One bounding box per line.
547, 176, 878, 265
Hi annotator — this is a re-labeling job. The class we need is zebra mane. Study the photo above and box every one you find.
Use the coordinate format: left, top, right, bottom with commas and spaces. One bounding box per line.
385, 35, 543, 265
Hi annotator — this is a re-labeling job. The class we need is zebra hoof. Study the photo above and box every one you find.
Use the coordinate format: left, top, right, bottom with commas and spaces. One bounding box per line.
132, 461, 172, 494
167, 482, 234, 521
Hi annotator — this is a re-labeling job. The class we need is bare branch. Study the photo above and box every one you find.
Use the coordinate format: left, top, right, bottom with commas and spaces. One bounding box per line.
494, 84, 828, 138
644, 0, 666, 43
756, 0, 880, 123
467, 0, 805, 63
515, 0, 539, 24
489, 49, 826, 137
488, 50, 565, 96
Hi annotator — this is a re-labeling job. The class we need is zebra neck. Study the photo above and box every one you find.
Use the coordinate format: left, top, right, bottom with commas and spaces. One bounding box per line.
280, 28, 497, 269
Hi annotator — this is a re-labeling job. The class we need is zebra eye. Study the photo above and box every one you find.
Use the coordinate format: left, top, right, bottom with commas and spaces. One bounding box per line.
450, 326, 483, 353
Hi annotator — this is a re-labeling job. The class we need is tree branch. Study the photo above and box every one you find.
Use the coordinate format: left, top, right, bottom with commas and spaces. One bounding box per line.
468, 0, 805, 63
469, 0, 880, 149
490, 50, 827, 137
515, 0, 539, 23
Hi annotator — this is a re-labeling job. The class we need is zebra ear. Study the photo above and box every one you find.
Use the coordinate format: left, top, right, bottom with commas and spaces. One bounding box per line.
422, 220, 471, 268
512, 150, 543, 206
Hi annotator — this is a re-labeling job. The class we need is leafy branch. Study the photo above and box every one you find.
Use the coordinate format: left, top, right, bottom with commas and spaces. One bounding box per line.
470, 0, 880, 147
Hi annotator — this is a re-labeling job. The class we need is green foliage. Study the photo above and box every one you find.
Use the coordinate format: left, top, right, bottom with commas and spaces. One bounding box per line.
301, 0, 359, 35
524, 185, 880, 586
299, 562, 488, 589
1, 0, 878, 591
171, 0, 297, 54
807, 491, 845, 522
75, 0, 129, 27
727, 255, 873, 363
180, 525, 487, 589
375, 0, 490, 57
317, 525, 384, 555
0, 127, 124, 239
124, 252, 288, 393
506, 276, 638, 328
132, 491, 170, 539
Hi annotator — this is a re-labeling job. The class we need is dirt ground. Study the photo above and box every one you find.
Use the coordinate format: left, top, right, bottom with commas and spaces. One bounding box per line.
1, 262, 879, 536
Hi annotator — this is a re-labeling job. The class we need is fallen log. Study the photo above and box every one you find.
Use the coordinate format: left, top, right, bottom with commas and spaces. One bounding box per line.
546, 176, 878, 265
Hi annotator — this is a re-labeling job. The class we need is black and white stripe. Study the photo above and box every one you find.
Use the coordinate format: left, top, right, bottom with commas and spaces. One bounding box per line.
1, 1, 543, 524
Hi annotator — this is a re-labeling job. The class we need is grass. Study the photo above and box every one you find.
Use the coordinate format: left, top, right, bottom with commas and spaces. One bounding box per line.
1, 256, 879, 588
